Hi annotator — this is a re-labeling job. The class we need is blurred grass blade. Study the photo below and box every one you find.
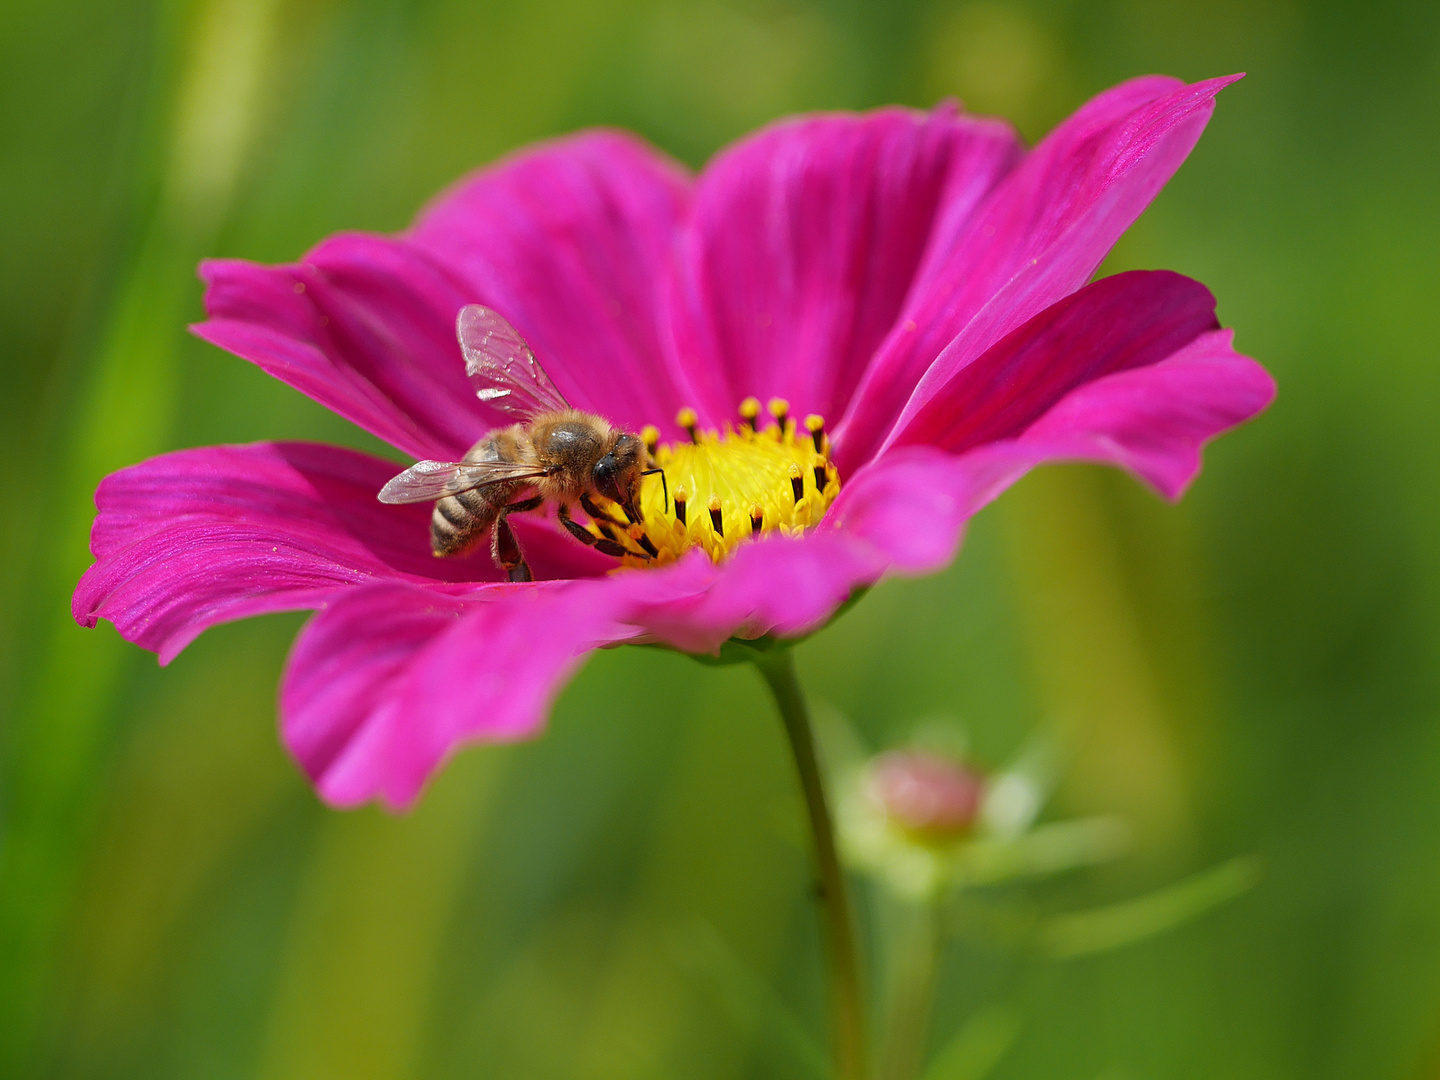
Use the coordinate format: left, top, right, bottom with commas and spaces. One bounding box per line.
0, 0, 282, 1068
667, 917, 831, 1080
256, 755, 505, 1080
1041, 855, 1263, 960
920, 1006, 1021, 1080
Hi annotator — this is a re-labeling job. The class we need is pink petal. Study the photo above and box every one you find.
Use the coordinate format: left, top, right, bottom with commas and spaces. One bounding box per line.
282, 580, 645, 809
837, 74, 1242, 470
281, 540, 895, 808
623, 537, 888, 654
830, 328, 1275, 575
281, 586, 473, 804
72, 441, 605, 663
410, 131, 696, 437
196, 238, 483, 461
669, 105, 1022, 427
1013, 328, 1276, 496
196, 132, 695, 457
891, 270, 1222, 452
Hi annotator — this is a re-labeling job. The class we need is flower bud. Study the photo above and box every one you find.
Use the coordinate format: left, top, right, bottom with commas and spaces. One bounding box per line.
868, 750, 984, 836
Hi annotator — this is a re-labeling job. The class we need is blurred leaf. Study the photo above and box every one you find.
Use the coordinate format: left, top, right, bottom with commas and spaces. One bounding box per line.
950, 817, 1133, 889
920, 1006, 1021, 1080
978, 725, 1065, 839
1040, 855, 1263, 960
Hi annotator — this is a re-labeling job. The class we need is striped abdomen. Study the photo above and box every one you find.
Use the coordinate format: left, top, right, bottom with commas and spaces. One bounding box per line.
430, 483, 514, 557
429, 432, 525, 557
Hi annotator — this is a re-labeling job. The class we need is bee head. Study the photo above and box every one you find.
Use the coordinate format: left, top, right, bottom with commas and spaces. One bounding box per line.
593, 432, 645, 524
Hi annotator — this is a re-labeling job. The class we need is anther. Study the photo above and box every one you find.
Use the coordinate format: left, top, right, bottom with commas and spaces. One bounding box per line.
641, 425, 660, 456
676, 407, 699, 443
608, 405, 844, 567
768, 397, 790, 435
628, 523, 658, 559
739, 397, 761, 432
805, 414, 826, 453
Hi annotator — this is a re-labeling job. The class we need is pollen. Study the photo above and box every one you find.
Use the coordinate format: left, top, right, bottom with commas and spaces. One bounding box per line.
583, 402, 842, 566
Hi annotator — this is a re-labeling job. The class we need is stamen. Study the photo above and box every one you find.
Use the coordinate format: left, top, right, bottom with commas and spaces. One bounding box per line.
641, 425, 660, 456
805, 414, 826, 454
739, 397, 761, 432
677, 407, 699, 443
623, 402, 842, 568
768, 397, 790, 435
629, 523, 659, 559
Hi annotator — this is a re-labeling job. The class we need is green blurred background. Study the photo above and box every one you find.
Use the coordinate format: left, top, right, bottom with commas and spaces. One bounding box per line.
4, 0, 1439, 1076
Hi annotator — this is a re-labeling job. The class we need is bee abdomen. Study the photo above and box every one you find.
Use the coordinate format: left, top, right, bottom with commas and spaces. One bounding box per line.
430, 486, 504, 557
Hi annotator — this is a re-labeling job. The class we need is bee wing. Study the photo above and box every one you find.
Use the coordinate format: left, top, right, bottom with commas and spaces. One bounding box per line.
458, 304, 571, 419
377, 458, 550, 504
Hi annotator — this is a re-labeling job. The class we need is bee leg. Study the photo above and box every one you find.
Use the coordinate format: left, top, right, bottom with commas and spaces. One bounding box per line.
492, 495, 544, 583
580, 492, 628, 525
492, 517, 531, 582
638, 467, 668, 513
557, 503, 631, 559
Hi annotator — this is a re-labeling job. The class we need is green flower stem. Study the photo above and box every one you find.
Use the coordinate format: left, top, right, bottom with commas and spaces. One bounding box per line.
755, 649, 866, 1080
876, 901, 939, 1080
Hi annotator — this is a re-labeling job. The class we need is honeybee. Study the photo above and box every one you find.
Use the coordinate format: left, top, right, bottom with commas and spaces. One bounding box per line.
378, 305, 663, 582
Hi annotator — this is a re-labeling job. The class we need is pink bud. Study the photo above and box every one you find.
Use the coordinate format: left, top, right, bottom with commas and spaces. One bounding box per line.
869, 751, 984, 835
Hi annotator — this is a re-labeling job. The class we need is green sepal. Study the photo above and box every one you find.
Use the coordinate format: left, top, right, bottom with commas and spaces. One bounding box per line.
630, 585, 871, 667
692, 635, 791, 667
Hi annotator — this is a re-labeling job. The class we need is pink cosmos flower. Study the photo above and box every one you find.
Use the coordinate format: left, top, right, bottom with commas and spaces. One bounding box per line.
74, 74, 1273, 810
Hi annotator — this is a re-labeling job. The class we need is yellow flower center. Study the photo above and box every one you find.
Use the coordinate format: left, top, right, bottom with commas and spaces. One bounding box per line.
585, 397, 842, 567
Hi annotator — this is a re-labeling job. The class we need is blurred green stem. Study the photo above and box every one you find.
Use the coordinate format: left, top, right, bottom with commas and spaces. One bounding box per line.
755, 649, 866, 1080
877, 901, 939, 1080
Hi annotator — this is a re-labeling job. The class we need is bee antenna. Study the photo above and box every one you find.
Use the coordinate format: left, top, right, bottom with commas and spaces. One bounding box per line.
642, 467, 668, 513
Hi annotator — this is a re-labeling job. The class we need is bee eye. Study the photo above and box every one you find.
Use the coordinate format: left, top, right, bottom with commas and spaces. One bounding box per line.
593, 455, 621, 501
